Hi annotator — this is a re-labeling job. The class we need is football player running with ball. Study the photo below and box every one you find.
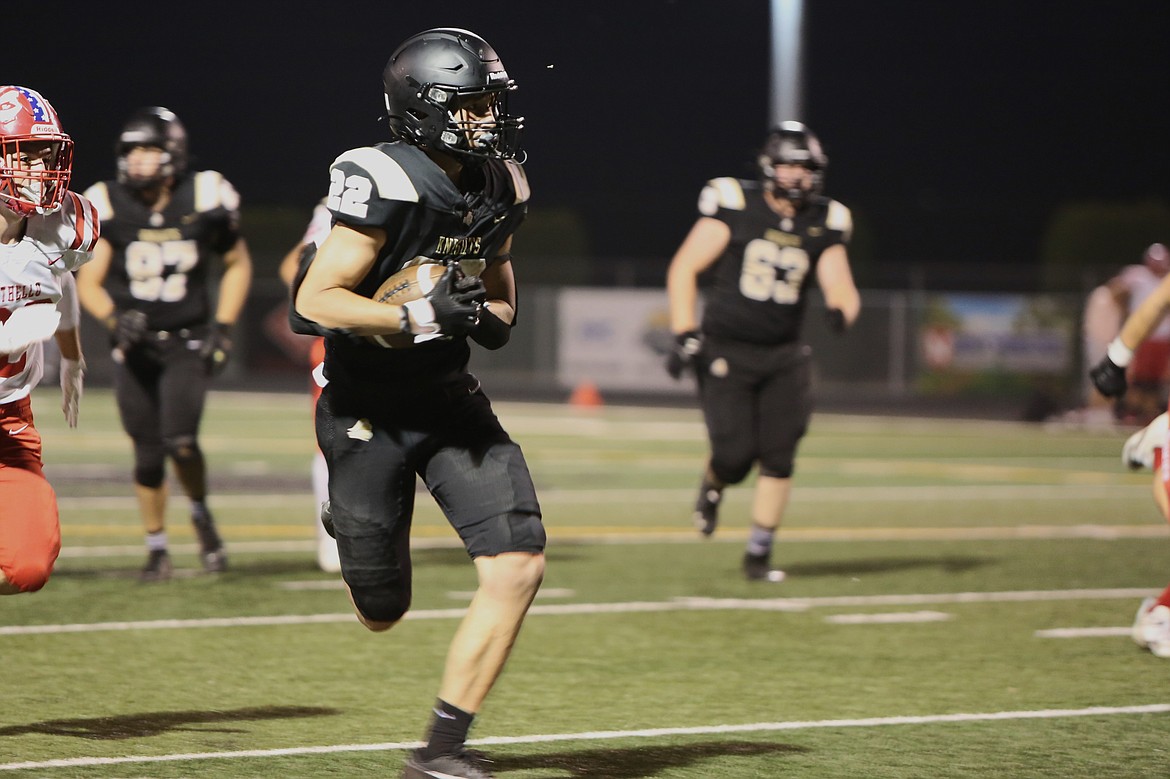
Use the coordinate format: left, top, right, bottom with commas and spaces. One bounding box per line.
76, 107, 253, 581
1091, 264, 1170, 657
291, 29, 544, 779
666, 122, 860, 582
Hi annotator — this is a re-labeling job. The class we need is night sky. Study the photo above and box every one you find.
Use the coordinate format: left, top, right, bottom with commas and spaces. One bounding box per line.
15, 0, 1170, 284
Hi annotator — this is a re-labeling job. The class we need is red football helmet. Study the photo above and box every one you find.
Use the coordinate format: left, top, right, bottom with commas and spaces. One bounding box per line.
1144, 243, 1170, 276
0, 85, 73, 216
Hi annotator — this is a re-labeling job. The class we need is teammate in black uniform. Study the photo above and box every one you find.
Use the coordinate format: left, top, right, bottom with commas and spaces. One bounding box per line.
666, 122, 860, 581
291, 29, 544, 779
77, 107, 253, 582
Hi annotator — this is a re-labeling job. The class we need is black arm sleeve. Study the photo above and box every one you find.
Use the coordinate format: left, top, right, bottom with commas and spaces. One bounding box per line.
470, 304, 512, 350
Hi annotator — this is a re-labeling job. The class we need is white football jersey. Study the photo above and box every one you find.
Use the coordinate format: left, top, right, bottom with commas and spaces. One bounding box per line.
0, 192, 100, 403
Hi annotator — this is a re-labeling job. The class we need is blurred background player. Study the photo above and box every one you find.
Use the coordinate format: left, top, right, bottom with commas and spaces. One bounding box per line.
1090, 262, 1170, 657
1103, 243, 1170, 423
666, 121, 860, 582
76, 107, 253, 582
291, 28, 545, 779
278, 199, 338, 573
0, 85, 98, 594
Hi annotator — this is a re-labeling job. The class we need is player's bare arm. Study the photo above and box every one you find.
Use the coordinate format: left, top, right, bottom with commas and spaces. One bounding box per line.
666, 217, 730, 334
481, 237, 517, 325
214, 237, 253, 326
74, 238, 116, 324
816, 244, 861, 326
1117, 271, 1170, 350
294, 222, 406, 336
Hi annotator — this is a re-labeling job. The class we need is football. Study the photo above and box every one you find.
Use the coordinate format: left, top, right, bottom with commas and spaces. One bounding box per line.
366, 262, 448, 349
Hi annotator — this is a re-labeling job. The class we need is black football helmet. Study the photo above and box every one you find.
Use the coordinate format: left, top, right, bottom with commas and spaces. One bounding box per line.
758, 121, 828, 208
116, 106, 188, 189
383, 28, 523, 163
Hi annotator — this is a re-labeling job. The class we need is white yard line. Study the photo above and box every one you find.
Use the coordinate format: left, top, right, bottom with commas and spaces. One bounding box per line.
2, 703, 1166, 771
0, 588, 1153, 637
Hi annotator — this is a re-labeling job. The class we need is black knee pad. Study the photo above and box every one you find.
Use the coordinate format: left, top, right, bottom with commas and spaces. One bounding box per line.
132, 441, 166, 488
758, 462, 795, 479
709, 453, 754, 486
465, 512, 546, 559
163, 434, 201, 464
348, 584, 412, 624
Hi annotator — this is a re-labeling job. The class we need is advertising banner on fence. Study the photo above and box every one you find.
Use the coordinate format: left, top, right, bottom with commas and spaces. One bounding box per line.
917, 293, 1074, 396
557, 288, 692, 393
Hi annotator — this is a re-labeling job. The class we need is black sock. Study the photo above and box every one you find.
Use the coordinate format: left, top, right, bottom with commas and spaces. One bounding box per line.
418, 699, 475, 759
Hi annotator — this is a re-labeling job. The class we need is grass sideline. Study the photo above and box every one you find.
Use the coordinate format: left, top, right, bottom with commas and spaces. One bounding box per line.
1, 387, 1167, 778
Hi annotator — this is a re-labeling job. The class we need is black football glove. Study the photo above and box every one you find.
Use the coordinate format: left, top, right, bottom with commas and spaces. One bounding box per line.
108, 310, 149, 363
422, 266, 486, 338
1089, 355, 1128, 398
666, 330, 703, 380
199, 322, 234, 376
825, 307, 848, 334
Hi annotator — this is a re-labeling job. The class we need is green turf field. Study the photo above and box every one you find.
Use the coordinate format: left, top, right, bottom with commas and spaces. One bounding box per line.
2, 387, 1167, 778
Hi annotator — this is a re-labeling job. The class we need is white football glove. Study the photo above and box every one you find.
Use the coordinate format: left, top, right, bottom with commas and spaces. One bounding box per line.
60, 356, 84, 428
0, 305, 62, 355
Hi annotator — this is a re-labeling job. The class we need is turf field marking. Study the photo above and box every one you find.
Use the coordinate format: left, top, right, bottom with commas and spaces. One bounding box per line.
1, 703, 1166, 771
823, 611, 952, 624
1035, 627, 1133, 638
0, 588, 1152, 636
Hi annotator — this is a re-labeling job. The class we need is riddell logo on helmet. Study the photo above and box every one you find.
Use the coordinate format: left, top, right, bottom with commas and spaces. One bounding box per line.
488, 71, 508, 82
29, 124, 58, 135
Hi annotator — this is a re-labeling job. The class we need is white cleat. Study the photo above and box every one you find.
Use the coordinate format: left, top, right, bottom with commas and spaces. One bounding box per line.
316, 510, 341, 573
1132, 597, 1156, 649
1132, 598, 1170, 657
1122, 412, 1168, 470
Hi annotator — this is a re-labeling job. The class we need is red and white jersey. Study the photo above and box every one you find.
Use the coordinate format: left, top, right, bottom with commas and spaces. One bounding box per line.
300, 199, 332, 249
1117, 264, 1170, 340
0, 192, 99, 403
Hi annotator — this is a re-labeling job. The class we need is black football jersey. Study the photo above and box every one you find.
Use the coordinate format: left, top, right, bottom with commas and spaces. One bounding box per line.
83, 172, 242, 331
697, 178, 851, 346
292, 141, 530, 384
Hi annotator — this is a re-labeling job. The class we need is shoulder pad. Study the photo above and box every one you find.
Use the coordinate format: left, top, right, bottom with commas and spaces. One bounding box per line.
82, 181, 114, 221
193, 171, 241, 214
502, 159, 530, 205
826, 199, 853, 237
25, 191, 101, 270
698, 177, 746, 216
331, 147, 419, 203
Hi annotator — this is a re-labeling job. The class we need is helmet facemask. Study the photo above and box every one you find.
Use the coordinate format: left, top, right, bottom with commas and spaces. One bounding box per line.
0, 135, 73, 216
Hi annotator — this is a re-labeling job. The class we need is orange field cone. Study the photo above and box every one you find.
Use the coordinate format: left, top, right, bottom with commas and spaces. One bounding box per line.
569, 380, 603, 408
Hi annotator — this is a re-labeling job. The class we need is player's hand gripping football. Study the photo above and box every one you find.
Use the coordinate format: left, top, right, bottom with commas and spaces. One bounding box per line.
666, 330, 703, 380
1089, 354, 1128, 398
403, 265, 485, 340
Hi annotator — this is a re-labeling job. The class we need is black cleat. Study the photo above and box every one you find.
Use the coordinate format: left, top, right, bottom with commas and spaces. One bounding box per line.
320, 501, 335, 539
140, 549, 173, 583
402, 749, 494, 779
743, 551, 786, 583
692, 483, 722, 537
191, 505, 227, 573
